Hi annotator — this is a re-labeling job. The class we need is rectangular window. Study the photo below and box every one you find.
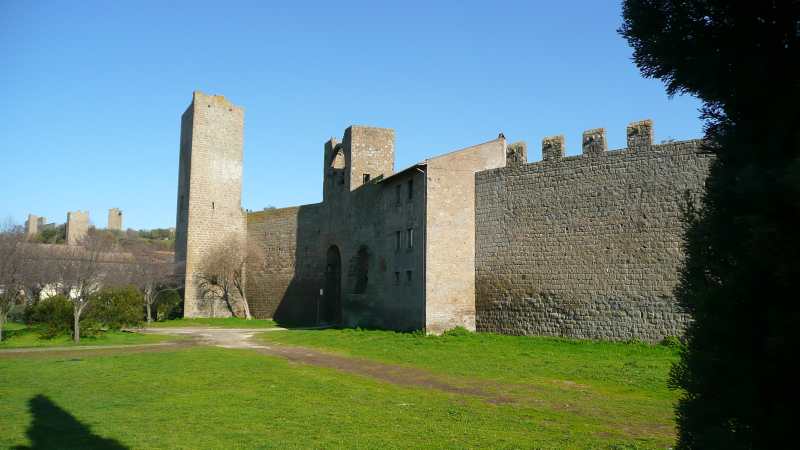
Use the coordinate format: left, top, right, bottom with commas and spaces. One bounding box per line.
406, 270, 413, 283
408, 179, 414, 200
363, 173, 371, 184
395, 184, 401, 205
394, 271, 400, 285
407, 228, 414, 249
395, 231, 402, 251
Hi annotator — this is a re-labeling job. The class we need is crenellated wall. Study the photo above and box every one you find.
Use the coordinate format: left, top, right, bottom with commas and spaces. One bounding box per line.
475, 120, 713, 342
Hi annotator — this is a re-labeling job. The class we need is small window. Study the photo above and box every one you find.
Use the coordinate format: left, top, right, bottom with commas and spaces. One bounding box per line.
395, 184, 401, 205
394, 271, 400, 285
363, 173, 371, 184
395, 231, 402, 251
405, 270, 412, 283
408, 179, 414, 200
407, 228, 414, 249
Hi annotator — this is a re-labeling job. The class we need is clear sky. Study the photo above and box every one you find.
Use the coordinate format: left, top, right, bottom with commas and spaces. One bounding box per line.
0, 0, 703, 230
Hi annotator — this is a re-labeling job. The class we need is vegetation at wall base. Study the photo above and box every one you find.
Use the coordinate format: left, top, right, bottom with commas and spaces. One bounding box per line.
620, 1, 799, 447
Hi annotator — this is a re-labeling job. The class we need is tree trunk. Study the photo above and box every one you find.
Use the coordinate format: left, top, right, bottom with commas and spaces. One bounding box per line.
241, 293, 252, 320
146, 301, 152, 324
0, 315, 4, 342
73, 310, 81, 344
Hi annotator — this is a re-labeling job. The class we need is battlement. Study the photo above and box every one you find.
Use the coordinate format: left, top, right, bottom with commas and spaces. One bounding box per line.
520, 120, 680, 167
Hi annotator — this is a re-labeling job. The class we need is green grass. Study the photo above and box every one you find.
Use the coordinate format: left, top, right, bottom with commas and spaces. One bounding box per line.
0, 344, 675, 449
147, 317, 277, 328
0, 323, 171, 349
258, 328, 682, 445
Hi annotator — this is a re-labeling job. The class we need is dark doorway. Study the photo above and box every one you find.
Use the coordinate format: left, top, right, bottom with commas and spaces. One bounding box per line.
322, 245, 342, 324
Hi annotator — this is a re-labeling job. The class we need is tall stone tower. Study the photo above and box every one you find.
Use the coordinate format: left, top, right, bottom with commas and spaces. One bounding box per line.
175, 91, 246, 317
107, 208, 123, 231
25, 214, 44, 238
66, 211, 89, 245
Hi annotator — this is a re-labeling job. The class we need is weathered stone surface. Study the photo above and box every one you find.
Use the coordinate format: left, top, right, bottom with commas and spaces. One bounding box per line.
174, 91, 246, 318
475, 134, 713, 342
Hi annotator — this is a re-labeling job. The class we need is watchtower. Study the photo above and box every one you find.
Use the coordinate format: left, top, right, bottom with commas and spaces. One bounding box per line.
323, 126, 395, 203
175, 91, 246, 317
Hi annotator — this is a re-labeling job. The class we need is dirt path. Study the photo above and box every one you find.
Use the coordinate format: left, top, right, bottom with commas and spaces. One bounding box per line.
139, 327, 512, 404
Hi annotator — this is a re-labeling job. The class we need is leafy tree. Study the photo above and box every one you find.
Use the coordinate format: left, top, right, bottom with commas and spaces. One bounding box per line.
87, 286, 143, 330
620, 2, 799, 448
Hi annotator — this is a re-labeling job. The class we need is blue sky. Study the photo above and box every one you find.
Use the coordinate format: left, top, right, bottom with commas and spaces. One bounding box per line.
0, 1, 703, 230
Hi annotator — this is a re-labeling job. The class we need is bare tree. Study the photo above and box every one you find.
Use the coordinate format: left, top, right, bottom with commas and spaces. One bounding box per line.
196, 235, 253, 319
127, 240, 178, 323
0, 221, 26, 341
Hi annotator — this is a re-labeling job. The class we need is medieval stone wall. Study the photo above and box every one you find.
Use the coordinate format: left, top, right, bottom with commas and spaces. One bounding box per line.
475, 122, 712, 342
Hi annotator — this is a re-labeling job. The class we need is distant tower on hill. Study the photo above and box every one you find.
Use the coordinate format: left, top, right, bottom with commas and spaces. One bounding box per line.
108, 208, 123, 231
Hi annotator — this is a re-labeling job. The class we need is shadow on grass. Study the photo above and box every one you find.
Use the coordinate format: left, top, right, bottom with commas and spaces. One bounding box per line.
15, 395, 128, 450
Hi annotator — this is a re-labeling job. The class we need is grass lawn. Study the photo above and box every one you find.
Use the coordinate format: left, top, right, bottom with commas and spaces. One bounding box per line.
0, 328, 682, 449
0, 323, 171, 349
146, 317, 277, 328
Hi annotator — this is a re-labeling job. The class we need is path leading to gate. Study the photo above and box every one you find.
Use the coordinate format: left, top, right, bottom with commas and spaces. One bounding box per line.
140, 327, 512, 404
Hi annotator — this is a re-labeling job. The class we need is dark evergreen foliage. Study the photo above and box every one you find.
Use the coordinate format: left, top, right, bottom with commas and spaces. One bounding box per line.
620, 1, 800, 448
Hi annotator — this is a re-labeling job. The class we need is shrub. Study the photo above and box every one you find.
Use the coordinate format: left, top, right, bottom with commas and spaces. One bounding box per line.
156, 289, 182, 320
87, 286, 144, 330
25, 295, 73, 338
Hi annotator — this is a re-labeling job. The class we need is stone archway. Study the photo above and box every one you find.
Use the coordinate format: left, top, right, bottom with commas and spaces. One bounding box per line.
323, 245, 342, 325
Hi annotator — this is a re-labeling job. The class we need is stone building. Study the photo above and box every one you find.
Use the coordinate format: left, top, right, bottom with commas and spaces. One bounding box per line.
107, 208, 123, 231
66, 211, 89, 245
25, 214, 45, 237
175, 91, 712, 341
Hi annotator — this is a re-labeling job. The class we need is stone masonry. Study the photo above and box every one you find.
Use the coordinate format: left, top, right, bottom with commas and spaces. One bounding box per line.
107, 208, 123, 231
66, 211, 89, 245
475, 122, 713, 341
175, 91, 246, 318
175, 91, 712, 341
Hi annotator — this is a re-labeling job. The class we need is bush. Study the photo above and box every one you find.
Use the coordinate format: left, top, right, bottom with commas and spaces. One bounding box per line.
25, 295, 73, 338
156, 289, 182, 320
87, 286, 144, 330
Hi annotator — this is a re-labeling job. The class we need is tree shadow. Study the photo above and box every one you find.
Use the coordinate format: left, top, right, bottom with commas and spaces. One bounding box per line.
15, 394, 128, 450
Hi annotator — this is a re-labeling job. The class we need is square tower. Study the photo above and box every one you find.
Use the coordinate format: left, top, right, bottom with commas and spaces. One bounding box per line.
66, 211, 89, 245
323, 126, 395, 202
175, 91, 246, 317
107, 208, 123, 231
